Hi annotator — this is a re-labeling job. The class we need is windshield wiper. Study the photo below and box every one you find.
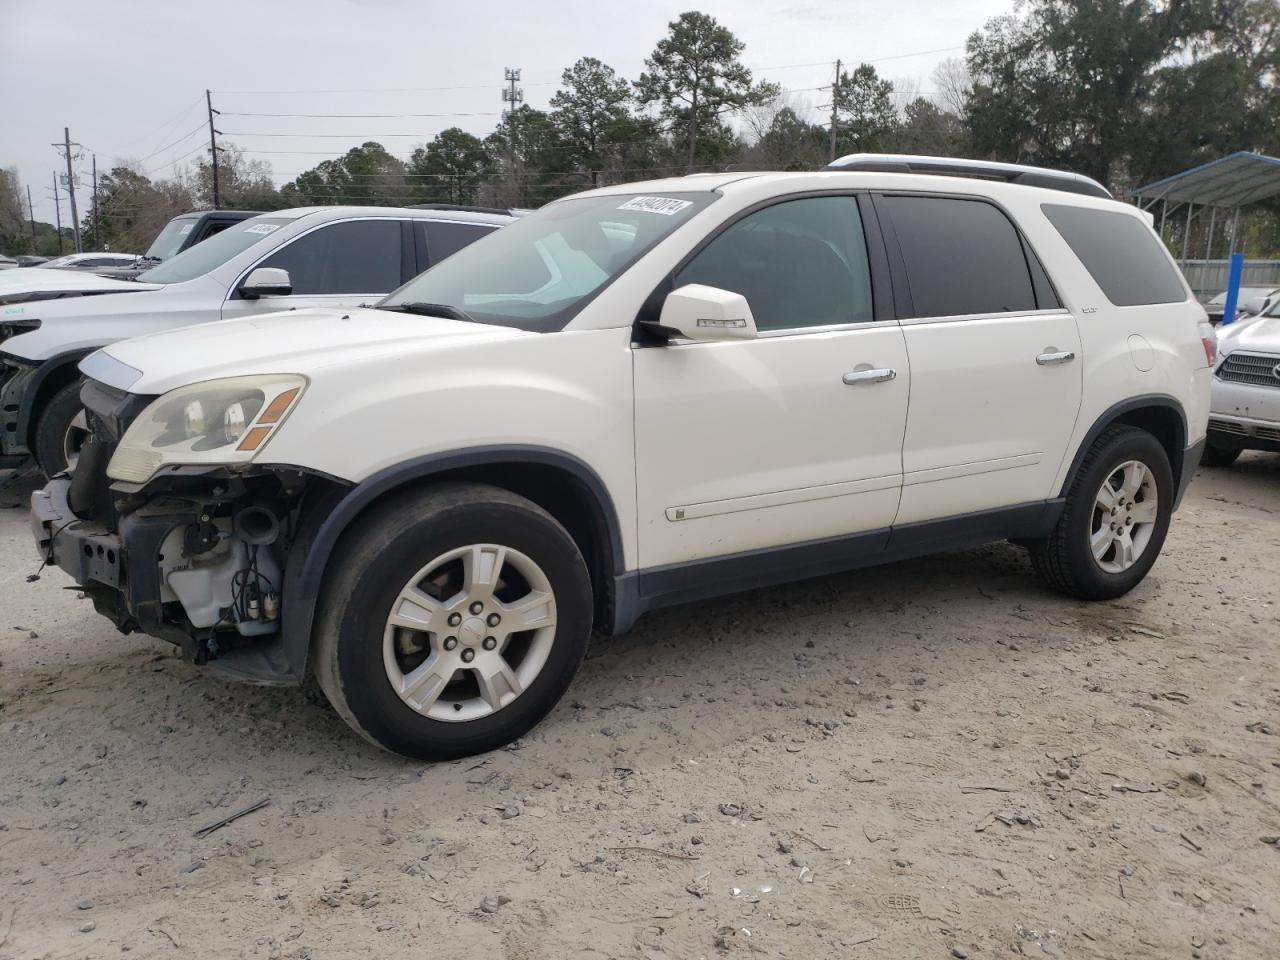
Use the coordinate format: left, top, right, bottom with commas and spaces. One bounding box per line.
379, 301, 476, 323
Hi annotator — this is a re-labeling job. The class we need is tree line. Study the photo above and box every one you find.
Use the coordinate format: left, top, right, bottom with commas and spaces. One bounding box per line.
3, 2, 1278, 257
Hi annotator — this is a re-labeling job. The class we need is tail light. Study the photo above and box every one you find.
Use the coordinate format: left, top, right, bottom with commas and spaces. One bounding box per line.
1198, 321, 1217, 368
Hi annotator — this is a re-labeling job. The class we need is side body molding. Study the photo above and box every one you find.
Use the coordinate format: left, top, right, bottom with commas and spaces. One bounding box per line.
263, 445, 627, 685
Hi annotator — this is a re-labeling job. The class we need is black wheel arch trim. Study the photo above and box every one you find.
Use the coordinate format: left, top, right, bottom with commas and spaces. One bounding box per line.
274, 445, 626, 684
14, 346, 103, 452
1058, 394, 1189, 500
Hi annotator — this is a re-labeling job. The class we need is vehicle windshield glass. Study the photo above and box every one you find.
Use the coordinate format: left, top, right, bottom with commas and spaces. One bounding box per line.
139, 216, 296, 284
143, 217, 200, 262
380, 192, 717, 331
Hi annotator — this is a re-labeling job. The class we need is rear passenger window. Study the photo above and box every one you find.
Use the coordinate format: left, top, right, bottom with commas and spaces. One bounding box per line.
675, 196, 874, 331
259, 219, 401, 295
882, 196, 1037, 318
1042, 204, 1186, 306
424, 222, 497, 265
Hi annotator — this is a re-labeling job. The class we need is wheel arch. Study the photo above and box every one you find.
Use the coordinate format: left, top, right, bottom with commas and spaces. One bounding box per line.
277, 446, 626, 683
1059, 394, 1187, 499
15, 347, 100, 453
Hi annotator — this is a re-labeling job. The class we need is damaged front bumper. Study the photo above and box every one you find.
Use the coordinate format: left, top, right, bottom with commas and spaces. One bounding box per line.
30, 468, 307, 684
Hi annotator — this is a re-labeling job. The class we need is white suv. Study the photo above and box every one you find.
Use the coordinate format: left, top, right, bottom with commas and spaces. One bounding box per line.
30, 155, 1213, 760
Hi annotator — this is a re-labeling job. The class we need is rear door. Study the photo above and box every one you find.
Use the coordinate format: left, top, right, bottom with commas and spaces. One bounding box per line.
417, 220, 501, 271
875, 193, 1082, 524
221, 218, 411, 320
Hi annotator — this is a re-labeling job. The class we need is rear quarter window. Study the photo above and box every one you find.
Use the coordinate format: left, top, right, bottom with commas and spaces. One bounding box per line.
1041, 204, 1186, 307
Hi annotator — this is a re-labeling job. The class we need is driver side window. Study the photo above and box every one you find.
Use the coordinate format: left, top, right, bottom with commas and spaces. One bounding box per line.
675, 197, 873, 331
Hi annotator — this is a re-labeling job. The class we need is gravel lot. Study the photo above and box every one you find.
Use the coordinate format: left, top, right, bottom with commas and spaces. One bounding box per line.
1, 457, 1278, 960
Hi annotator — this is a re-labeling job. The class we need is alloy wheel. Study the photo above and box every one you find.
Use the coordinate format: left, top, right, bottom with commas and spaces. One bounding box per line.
382, 543, 557, 722
1090, 459, 1159, 574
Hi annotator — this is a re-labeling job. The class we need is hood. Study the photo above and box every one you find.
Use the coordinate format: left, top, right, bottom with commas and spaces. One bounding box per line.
0, 266, 161, 304
93, 305, 532, 395
1218, 314, 1280, 356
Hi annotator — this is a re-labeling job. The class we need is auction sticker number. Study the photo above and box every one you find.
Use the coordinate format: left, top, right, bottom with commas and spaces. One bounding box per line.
244, 223, 280, 236
617, 196, 693, 215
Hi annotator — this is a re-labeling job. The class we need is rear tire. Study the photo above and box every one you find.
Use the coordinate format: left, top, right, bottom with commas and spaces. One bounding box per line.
1030, 426, 1173, 601
1200, 438, 1241, 467
313, 482, 593, 761
32, 381, 86, 478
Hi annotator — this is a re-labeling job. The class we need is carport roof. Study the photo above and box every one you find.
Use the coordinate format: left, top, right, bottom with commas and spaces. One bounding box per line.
1130, 151, 1280, 207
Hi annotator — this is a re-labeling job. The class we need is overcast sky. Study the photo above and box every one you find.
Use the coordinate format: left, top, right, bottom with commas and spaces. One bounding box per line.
1, 0, 1011, 231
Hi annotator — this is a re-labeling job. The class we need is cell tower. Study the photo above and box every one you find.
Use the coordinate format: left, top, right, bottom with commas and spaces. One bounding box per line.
502, 68, 523, 115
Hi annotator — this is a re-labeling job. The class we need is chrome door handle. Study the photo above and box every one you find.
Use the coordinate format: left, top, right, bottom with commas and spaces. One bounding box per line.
1036, 350, 1075, 366
843, 368, 897, 385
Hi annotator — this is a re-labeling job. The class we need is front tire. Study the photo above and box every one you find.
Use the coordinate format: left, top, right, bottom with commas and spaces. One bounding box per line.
313, 483, 593, 761
33, 381, 88, 477
1200, 438, 1241, 467
1030, 425, 1173, 601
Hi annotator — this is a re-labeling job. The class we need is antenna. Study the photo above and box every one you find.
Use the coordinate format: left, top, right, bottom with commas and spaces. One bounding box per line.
502, 68, 523, 114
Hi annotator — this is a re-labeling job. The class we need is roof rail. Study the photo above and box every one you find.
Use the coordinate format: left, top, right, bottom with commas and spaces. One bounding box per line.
411, 203, 520, 217
824, 153, 1112, 200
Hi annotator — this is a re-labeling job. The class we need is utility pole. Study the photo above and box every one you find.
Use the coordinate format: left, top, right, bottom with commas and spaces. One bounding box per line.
206, 89, 221, 209
828, 59, 842, 163
26, 184, 37, 251
50, 172, 64, 254
92, 154, 100, 250
52, 127, 82, 252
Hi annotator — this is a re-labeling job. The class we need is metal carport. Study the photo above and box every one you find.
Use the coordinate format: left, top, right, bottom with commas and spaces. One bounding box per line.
1129, 152, 1280, 296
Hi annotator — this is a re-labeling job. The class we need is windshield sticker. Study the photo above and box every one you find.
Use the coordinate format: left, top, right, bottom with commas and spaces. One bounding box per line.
179, 224, 193, 235
617, 196, 693, 216
244, 223, 280, 236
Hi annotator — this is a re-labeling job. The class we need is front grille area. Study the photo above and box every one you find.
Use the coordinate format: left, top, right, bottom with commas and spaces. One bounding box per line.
1217, 351, 1280, 388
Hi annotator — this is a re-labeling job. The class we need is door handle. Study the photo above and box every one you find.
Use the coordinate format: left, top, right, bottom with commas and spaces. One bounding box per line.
843, 368, 897, 385
1036, 350, 1075, 366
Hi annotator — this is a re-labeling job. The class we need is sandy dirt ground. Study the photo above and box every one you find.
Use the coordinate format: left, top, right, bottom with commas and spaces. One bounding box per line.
0, 456, 1277, 960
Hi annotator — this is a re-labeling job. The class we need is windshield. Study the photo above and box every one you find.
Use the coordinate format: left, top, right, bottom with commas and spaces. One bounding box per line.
143, 216, 200, 262
380, 192, 717, 330
139, 215, 296, 284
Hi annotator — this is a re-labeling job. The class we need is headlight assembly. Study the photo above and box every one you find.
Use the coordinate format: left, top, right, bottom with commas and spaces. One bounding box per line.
107, 374, 306, 484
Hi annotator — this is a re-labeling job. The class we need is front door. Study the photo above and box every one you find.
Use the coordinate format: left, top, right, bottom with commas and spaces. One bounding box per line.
633, 195, 910, 570
874, 194, 1083, 524
222, 218, 407, 320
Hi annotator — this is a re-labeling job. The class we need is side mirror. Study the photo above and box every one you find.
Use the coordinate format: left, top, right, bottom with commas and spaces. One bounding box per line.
653, 283, 758, 341
1239, 296, 1267, 317
240, 267, 292, 299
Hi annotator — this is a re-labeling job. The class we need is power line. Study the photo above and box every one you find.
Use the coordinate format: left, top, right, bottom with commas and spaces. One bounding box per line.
222, 110, 505, 119
135, 119, 209, 162
209, 44, 965, 98
135, 95, 208, 155
144, 140, 208, 175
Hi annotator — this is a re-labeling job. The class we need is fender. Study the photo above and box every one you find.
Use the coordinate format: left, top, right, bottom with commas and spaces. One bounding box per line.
248, 446, 627, 685
1057, 393, 1189, 499
11, 346, 104, 455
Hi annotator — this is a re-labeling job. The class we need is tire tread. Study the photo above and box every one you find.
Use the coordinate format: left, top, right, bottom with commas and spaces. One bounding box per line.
1030, 425, 1162, 600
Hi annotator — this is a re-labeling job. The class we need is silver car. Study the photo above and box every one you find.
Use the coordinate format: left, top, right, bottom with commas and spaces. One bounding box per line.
1205, 308, 1280, 464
